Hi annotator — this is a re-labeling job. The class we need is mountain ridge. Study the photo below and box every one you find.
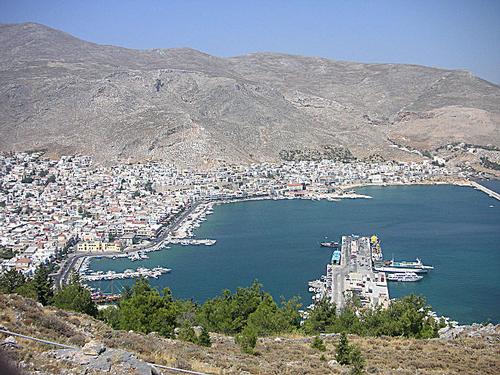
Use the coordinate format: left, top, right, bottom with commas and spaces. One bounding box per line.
1, 22, 499, 168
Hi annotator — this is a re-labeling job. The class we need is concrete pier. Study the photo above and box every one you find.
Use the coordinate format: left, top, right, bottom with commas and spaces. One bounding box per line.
469, 181, 500, 201
308, 235, 390, 310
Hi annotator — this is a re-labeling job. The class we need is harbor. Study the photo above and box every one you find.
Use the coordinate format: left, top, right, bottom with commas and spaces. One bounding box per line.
81, 185, 499, 324
308, 234, 434, 310
308, 235, 391, 310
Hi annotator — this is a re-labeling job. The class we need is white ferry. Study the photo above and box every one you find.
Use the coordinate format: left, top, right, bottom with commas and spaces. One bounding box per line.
375, 265, 428, 274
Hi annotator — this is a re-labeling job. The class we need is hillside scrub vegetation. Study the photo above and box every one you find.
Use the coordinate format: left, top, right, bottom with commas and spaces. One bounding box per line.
1, 292, 499, 375
2, 271, 444, 352
97, 278, 444, 353
0, 267, 96, 316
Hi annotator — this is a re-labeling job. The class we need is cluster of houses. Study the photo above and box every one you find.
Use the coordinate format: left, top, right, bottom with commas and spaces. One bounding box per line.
0, 152, 469, 276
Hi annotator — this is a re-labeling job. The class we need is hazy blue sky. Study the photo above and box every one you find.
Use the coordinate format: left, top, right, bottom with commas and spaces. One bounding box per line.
1, 0, 499, 83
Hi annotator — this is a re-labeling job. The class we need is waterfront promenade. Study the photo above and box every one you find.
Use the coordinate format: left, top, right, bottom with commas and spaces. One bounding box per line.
55, 201, 203, 287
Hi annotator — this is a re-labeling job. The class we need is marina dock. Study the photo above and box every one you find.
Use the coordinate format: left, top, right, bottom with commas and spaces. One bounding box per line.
80, 266, 171, 282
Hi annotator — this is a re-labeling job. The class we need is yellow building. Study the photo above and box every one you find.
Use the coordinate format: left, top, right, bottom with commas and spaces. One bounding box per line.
77, 241, 121, 253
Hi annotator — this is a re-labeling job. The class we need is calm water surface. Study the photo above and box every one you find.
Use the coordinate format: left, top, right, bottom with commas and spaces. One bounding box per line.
90, 183, 500, 324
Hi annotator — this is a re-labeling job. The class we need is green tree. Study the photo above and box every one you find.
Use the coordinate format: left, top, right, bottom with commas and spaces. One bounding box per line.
196, 281, 266, 335
0, 269, 26, 293
99, 305, 120, 326
303, 298, 337, 334
333, 308, 363, 335
52, 272, 97, 317
235, 326, 257, 354
197, 326, 212, 347
177, 321, 198, 344
311, 335, 326, 351
246, 294, 298, 336
15, 280, 37, 300
114, 278, 178, 337
0, 248, 14, 260
33, 264, 53, 306
196, 281, 300, 337
335, 332, 351, 365
349, 345, 365, 375
365, 295, 437, 338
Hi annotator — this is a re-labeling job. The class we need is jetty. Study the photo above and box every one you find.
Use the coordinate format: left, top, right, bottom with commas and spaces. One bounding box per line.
469, 181, 500, 201
308, 235, 390, 310
80, 267, 171, 282
169, 238, 216, 246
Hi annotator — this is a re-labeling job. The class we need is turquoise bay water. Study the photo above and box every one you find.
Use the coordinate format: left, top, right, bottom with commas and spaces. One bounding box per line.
90, 183, 500, 324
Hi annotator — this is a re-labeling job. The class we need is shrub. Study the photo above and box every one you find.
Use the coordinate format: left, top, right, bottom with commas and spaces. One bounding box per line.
236, 327, 257, 354
197, 326, 212, 347
349, 345, 365, 375
177, 321, 197, 344
336, 332, 351, 365
311, 335, 326, 351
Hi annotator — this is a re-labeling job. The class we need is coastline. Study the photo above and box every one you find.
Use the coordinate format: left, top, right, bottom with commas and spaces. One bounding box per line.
340, 178, 499, 201
73, 177, 498, 287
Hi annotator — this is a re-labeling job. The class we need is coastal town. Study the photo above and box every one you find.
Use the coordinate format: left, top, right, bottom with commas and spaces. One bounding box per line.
0, 151, 480, 281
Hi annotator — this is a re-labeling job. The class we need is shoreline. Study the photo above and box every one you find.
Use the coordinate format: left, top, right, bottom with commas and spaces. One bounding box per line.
76, 177, 498, 286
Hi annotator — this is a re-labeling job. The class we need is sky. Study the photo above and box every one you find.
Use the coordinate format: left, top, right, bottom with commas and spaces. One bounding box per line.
0, 0, 499, 83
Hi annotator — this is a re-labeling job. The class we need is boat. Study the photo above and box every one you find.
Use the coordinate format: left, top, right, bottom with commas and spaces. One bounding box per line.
320, 241, 339, 248
387, 272, 423, 282
383, 258, 434, 270
374, 265, 428, 274
331, 249, 341, 265
128, 252, 142, 261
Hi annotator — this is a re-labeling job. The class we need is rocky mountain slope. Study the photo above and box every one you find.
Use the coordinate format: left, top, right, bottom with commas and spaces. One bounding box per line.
1, 294, 499, 375
1, 22, 499, 168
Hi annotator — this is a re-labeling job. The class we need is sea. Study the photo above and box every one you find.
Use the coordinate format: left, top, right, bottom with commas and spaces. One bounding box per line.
88, 182, 500, 324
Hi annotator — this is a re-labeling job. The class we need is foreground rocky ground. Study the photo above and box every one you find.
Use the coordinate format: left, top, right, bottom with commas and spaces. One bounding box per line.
0, 294, 499, 374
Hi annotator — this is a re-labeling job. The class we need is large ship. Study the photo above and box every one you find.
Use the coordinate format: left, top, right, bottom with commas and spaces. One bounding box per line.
383, 258, 434, 270
386, 272, 423, 282
374, 265, 428, 274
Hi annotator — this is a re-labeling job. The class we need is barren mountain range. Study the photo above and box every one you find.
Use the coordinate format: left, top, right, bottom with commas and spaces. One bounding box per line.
1, 22, 499, 169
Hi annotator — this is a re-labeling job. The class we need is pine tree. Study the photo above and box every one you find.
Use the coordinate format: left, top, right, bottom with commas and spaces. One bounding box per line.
178, 321, 197, 343
335, 332, 351, 365
53, 272, 97, 316
349, 345, 365, 375
197, 326, 212, 347
33, 264, 53, 306
0, 269, 26, 293
236, 327, 257, 354
303, 297, 337, 334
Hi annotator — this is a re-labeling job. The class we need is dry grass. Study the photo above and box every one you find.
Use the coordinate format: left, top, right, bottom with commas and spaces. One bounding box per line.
1, 294, 499, 374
